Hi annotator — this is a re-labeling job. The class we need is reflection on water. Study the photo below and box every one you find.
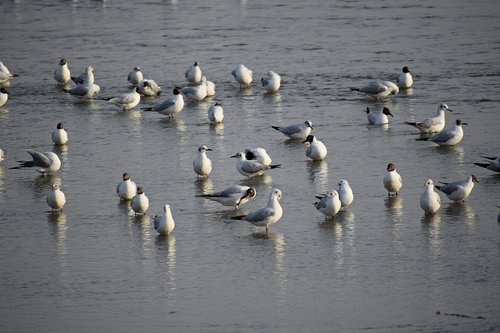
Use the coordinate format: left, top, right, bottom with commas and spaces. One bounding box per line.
47, 211, 68, 260
306, 160, 329, 193
155, 234, 177, 309
32, 174, 62, 198
238, 172, 273, 191
209, 122, 224, 136
159, 117, 186, 135
444, 202, 477, 229
194, 177, 213, 195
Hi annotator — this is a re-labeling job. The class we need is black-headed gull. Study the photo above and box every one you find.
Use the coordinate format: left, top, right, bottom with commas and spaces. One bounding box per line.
10, 150, 61, 175
47, 184, 66, 212
107, 87, 141, 111
54, 58, 71, 84
405, 103, 452, 134
208, 102, 224, 124
231, 152, 280, 178
185, 62, 202, 84
435, 175, 478, 202
232, 188, 283, 233
337, 179, 354, 210
272, 120, 313, 140
154, 204, 175, 235
383, 163, 402, 196
193, 145, 213, 178
0, 87, 8, 107
52, 122, 68, 145
231, 64, 253, 87
303, 135, 327, 161
196, 185, 256, 210
420, 179, 441, 214
131, 186, 149, 215
261, 71, 281, 93
116, 172, 137, 201
180, 78, 207, 102
351, 80, 397, 99
314, 191, 341, 219
396, 66, 413, 88
366, 106, 393, 125
474, 155, 500, 172
127, 66, 143, 85
137, 79, 161, 96
141, 87, 184, 117
425, 119, 467, 146
63, 66, 100, 99
245, 147, 272, 166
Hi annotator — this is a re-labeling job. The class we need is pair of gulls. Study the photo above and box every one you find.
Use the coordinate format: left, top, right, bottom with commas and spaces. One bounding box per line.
351, 66, 414, 99
313, 180, 354, 219
231, 64, 282, 93
272, 120, 328, 161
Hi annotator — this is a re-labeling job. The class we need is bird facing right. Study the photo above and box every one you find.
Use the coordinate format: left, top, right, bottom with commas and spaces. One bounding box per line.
435, 175, 478, 202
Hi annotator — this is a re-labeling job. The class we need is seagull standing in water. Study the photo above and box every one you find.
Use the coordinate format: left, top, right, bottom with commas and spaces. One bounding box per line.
208, 102, 224, 124
425, 119, 467, 146
420, 179, 441, 214
193, 145, 213, 178
245, 147, 272, 166
350, 80, 398, 99
52, 122, 68, 145
54, 58, 71, 84
127, 66, 143, 85
314, 191, 341, 219
0, 87, 9, 108
232, 188, 283, 233
272, 120, 313, 140
131, 186, 149, 215
405, 103, 453, 134
396, 66, 413, 89
137, 79, 161, 96
185, 62, 202, 84
141, 87, 184, 117
154, 204, 175, 235
366, 107, 393, 125
303, 135, 327, 161
116, 172, 137, 201
64, 66, 100, 99
180, 78, 207, 102
435, 175, 478, 202
231, 64, 253, 87
337, 179, 354, 210
107, 87, 141, 111
231, 152, 281, 178
10, 150, 61, 175
196, 185, 256, 210
383, 163, 402, 196
47, 184, 66, 212
261, 71, 281, 93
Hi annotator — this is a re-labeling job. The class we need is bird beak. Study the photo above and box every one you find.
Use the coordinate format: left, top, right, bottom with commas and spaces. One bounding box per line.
230, 154, 238, 158
447, 108, 453, 112
207, 148, 213, 151
389, 112, 394, 117
462, 122, 468, 125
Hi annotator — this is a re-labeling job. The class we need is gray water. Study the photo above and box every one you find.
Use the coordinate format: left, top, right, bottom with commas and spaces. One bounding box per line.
1, 0, 499, 332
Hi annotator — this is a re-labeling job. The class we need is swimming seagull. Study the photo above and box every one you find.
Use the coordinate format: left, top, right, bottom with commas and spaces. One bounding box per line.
131, 186, 149, 215
127, 66, 143, 85
63, 66, 100, 99
154, 204, 175, 235
245, 147, 272, 166
366, 106, 393, 125
383, 163, 402, 196
474, 155, 500, 172
107, 87, 141, 111
116, 172, 137, 201
303, 135, 328, 161
261, 71, 281, 93
231, 152, 281, 178
196, 185, 256, 210
337, 179, 354, 210
193, 145, 213, 177
180, 78, 207, 102
208, 102, 224, 124
10, 150, 61, 175
0, 61, 17, 80
272, 120, 313, 140
52, 122, 68, 145
185, 62, 202, 84
314, 191, 341, 219
350, 80, 397, 99
396, 66, 413, 89
420, 179, 441, 214
435, 175, 478, 202
0, 87, 9, 107
141, 87, 184, 117
47, 184, 66, 212
54, 58, 71, 84
231, 188, 283, 233
405, 103, 453, 134
424, 119, 467, 146
137, 79, 161, 96
231, 64, 253, 87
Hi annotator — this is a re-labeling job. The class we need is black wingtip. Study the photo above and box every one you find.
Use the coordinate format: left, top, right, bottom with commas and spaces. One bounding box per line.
270, 164, 281, 169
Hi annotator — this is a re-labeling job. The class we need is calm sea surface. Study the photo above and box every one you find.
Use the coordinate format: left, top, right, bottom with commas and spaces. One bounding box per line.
1, 0, 499, 332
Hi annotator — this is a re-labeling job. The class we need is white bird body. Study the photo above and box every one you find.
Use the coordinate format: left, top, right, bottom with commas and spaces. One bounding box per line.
0, 72, 10, 84
366, 107, 393, 125
47, 184, 66, 211
116, 173, 137, 201
193, 145, 212, 177
231, 64, 253, 87
131, 187, 149, 215
11, 150, 61, 175
204, 76, 216, 96
435, 175, 478, 202
233, 188, 283, 232
314, 191, 341, 219
337, 179, 354, 209
427, 119, 467, 146
65, 66, 100, 99
304, 135, 327, 161
351, 81, 392, 99
52, 123, 68, 145
420, 179, 441, 214
397, 66, 413, 88
137, 79, 161, 96
208, 103, 224, 123
231, 152, 280, 178
127, 66, 143, 85
108, 87, 141, 111
180, 79, 207, 102
185, 62, 202, 84
383, 163, 402, 196
378, 80, 399, 95
154, 204, 175, 235
0, 87, 8, 107
405, 103, 452, 134
0, 61, 15, 79
0, 148, 4, 161
272, 120, 313, 140
245, 147, 272, 166
196, 185, 256, 209
261, 71, 281, 93
142, 88, 184, 117
54, 58, 71, 84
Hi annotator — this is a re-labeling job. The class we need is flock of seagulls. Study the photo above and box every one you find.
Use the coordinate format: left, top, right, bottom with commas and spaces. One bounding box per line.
0, 59, 497, 236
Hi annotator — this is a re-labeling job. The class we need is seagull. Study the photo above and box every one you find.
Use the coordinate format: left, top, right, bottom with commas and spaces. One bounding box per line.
137, 79, 161, 96
366, 106, 393, 125
245, 147, 272, 165
71, 65, 95, 84
153, 204, 175, 235
0, 61, 17, 79
54, 58, 71, 84
405, 103, 453, 134
303, 135, 327, 161
337, 179, 354, 210
377, 80, 399, 95
231, 188, 283, 233
141, 87, 184, 117
314, 191, 341, 219
474, 155, 500, 172
0, 87, 9, 107
10, 150, 61, 175
396, 66, 413, 88
127, 66, 143, 85
435, 175, 478, 202
0, 71, 11, 84
272, 120, 313, 140
63, 66, 100, 99
47, 184, 66, 212
425, 119, 467, 146
116, 172, 137, 201
185, 62, 202, 84
420, 179, 441, 214
383, 163, 402, 196
208, 102, 224, 124
204, 76, 216, 97
231, 64, 253, 87
180, 78, 207, 102
261, 71, 281, 93
52, 122, 68, 145
131, 186, 149, 215
231, 152, 280, 178
0, 148, 4, 161
107, 87, 141, 111
350, 80, 396, 99
196, 185, 256, 210
193, 145, 213, 177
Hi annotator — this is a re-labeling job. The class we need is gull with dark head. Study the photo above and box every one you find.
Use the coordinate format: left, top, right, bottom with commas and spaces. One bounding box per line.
196, 185, 256, 210
10, 149, 61, 175
272, 120, 313, 140
231, 152, 280, 178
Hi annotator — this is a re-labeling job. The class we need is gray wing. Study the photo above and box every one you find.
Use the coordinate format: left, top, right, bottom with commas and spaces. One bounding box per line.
26, 150, 51, 167
180, 86, 195, 95
280, 124, 303, 136
244, 207, 274, 222
429, 128, 455, 143
219, 185, 247, 197
117, 92, 137, 104
360, 81, 388, 94
68, 84, 89, 96
314, 196, 328, 210
439, 181, 465, 195
241, 160, 268, 174
153, 97, 175, 111
71, 73, 86, 84
261, 76, 270, 86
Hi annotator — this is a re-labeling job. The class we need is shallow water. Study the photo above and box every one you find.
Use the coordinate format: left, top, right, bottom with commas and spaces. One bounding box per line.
1, 0, 499, 332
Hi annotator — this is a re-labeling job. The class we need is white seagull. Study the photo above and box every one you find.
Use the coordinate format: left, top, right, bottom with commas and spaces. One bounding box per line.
231, 64, 253, 87
474, 155, 500, 172
10, 150, 61, 175
350, 80, 397, 99
154, 204, 175, 235
426, 119, 467, 146
107, 87, 141, 111
54, 58, 71, 84
0, 87, 9, 108
435, 175, 478, 202
137, 79, 161, 96
366, 106, 393, 125
116, 172, 137, 201
261, 71, 281, 93
71, 65, 95, 85
314, 191, 341, 219
208, 102, 224, 124
337, 179, 354, 210
383, 163, 402, 196
196, 185, 256, 210
127, 66, 143, 85
232, 188, 283, 233
272, 120, 313, 140
141, 87, 184, 117
231, 152, 280, 178
180, 78, 207, 102
303, 135, 327, 161
405, 103, 453, 134
193, 145, 213, 177
0, 61, 17, 81
0, 148, 4, 161
47, 184, 66, 212
185, 62, 202, 84
64, 66, 100, 99
52, 122, 68, 145
204, 76, 216, 97
245, 147, 272, 165
420, 179, 441, 214
396, 66, 413, 89
131, 186, 149, 215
